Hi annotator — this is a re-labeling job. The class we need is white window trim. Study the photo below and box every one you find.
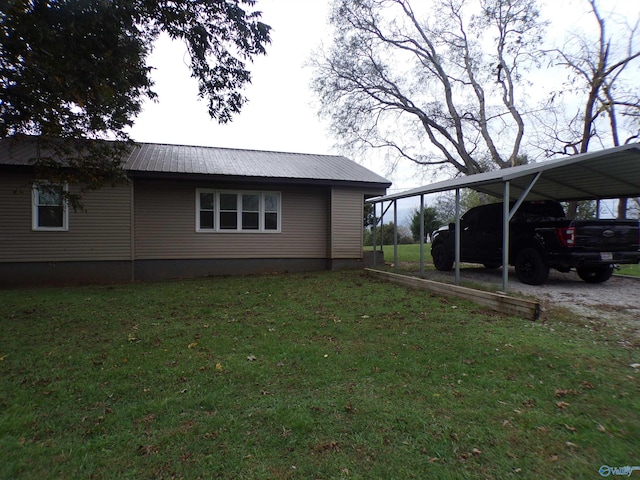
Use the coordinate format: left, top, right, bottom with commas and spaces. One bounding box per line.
196, 189, 281, 233
32, 182, 69, 231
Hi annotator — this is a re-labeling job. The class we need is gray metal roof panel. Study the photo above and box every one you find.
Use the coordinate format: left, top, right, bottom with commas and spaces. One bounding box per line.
123, 143, 391, 185
0, 139, 391, 187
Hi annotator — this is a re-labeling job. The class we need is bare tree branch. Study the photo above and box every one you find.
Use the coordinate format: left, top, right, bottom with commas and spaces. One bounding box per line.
311, 0, 545, 177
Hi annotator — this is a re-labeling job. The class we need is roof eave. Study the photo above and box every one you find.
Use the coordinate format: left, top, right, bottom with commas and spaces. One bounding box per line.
126, 170, 391, 189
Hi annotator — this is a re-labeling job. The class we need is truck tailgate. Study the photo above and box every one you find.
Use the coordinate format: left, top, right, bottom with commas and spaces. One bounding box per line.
574, 221, 639, 250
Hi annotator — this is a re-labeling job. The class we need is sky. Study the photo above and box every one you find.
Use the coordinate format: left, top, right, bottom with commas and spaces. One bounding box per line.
128, 0, 638, 221
129, 0, 423, 196
130, 1, 334, 154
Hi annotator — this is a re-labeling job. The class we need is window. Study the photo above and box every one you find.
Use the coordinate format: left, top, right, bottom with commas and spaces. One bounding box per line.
32, 183, 68, 231
242, 194, 260, 230
199, 192, 215, 229
264, 194, 279, 231
219, 193, 238, 230
196, 190, 281, 233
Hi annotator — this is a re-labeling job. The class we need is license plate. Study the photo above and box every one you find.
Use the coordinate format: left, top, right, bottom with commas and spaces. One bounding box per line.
600, 252, 613, 261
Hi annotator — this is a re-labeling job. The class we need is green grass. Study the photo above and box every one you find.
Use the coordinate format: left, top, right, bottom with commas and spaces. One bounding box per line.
1, 271, 638, 479
368, 243, 640, 277
618, 263, 640, 277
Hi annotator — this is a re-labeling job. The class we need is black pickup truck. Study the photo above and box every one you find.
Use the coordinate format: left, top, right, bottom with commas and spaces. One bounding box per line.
431, 200, 640, 285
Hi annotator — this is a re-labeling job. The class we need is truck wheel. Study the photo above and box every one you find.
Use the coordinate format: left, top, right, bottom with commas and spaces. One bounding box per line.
576, 265, 614, 283
515, 248, 549, 285
432, 244, 453, 271
483, 263, 501, 270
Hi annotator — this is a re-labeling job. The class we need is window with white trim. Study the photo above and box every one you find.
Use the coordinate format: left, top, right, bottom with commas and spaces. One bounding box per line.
196, 189, 281, 232
32, 183, 68, 231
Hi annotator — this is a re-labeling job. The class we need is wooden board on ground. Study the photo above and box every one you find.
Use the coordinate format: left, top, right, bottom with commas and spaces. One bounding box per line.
365, 268, 540, 321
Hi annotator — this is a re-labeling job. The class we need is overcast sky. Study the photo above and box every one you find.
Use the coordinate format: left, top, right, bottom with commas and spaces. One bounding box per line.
128, 0, 638, 201
130, 1, 333, 153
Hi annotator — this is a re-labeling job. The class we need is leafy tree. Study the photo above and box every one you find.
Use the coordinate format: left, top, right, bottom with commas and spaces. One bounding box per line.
1, 0, 271, 205
363, 222, 413, 246
408, 206, 441, 242
311, 0, 545, 176
363, 202, 376, 228
561, 200, 597, 220
433, 189, 494, 224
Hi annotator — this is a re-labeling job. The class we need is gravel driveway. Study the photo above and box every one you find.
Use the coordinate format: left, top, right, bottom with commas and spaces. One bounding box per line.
422, 266, 640, 337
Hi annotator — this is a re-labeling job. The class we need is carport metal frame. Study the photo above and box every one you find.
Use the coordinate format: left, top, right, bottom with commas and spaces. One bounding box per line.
367, 144, 640, 292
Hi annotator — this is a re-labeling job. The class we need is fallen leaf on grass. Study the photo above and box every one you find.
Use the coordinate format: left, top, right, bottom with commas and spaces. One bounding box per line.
137, 445, 159, 456
312, 441, 340, 453
564, 424, 576, 432
247, 354, 256, 361
555, 401, 570, 410
554, 388, 578, 397
187, 342, 198, 349
597, 424, 606, 433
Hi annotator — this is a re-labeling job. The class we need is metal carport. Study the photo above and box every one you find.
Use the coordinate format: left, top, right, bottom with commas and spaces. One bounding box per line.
367, 143, 640, 292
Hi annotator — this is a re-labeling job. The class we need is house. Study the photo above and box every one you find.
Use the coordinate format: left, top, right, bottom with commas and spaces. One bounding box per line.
0, 140, 390, 286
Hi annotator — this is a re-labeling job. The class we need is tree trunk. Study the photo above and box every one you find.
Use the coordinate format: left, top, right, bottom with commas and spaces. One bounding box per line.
617, 197, 628, 219
566, 201, 578, 219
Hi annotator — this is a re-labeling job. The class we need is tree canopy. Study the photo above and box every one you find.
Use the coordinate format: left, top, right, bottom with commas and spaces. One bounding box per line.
408, 206, 441, 242
0, 0, 270, 201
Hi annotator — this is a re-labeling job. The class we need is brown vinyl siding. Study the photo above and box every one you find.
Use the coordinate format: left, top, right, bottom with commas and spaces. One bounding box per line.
330, 188, 364, 259
134, 179, 330, 259
0, 172, 132, 262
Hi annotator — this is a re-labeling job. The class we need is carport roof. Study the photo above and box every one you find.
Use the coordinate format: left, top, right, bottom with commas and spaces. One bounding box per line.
369, 143, 640, 203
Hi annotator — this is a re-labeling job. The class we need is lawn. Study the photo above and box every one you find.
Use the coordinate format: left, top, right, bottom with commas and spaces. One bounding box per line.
367, 243, 640, 277
1, 271, 638, 479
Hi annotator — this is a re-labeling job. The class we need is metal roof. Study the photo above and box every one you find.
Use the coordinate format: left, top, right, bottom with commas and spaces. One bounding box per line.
369, 143, 640, 203
124, 143, 390, 186
0, 138, 391, 187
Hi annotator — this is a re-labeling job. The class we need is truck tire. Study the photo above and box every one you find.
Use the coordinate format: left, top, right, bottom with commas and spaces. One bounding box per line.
483, 263, 501, 270
576, 265, 614, 283
515, 248, 549, 285
432, 244, 453, 271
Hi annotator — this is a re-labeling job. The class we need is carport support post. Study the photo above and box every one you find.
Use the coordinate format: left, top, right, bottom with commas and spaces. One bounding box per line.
419, 194, 425, 277
455, 188, 461, 285
393, 200, 398, 272
372, 202, 377, 267
502, 181, 510, 293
